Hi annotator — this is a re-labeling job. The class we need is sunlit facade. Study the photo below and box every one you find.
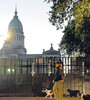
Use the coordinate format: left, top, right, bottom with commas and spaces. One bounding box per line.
0, 9, 26, 58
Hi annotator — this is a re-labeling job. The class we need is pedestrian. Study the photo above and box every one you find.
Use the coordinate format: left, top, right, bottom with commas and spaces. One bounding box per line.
53, 61, 63, 100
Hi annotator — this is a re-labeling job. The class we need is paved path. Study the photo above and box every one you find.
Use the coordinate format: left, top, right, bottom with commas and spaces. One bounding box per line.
0, 97, 81, 100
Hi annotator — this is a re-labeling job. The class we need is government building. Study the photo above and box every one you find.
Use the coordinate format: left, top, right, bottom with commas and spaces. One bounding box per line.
0, 9, 61, 75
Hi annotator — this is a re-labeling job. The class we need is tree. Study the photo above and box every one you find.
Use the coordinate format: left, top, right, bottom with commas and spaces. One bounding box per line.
60, 17, 90, 57
45, 0, 90, 31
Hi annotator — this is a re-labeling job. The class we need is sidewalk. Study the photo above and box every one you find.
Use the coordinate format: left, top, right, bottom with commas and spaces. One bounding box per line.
0, 97, 81, 100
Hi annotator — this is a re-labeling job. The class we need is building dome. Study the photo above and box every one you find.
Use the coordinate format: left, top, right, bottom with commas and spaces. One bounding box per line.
8, 10, 23, 33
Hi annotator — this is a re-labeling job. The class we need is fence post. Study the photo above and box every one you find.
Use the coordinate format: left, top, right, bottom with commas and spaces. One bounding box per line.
31, 62, 35, 96
82, 62, 84, 76
64, 64, 67, 95
82, 62, 85, 94
48, 62, 51, 76
65, 64, 66, 76
31, 62, 35, 77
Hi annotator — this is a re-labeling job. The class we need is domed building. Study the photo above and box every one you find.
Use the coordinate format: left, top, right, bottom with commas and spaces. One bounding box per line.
0, 9, 61, 74
0, 9, 60, 59
0, 9, 62, 95
0, 9, 26, 58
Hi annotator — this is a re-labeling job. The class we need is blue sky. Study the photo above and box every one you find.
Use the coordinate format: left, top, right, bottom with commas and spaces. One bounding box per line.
0, 0, 63, 54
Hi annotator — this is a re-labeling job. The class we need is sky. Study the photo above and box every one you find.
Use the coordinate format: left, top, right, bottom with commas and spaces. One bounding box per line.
0, 0, 63, 54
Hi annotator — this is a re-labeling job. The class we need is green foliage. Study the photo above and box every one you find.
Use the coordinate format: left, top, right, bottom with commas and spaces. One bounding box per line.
74, 0, 90, 31
45, 0, 90, 56
45, 0, 90, 31
60, 17, 90, 56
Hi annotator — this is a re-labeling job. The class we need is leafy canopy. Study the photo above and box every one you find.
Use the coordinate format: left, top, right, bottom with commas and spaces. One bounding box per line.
60, 17, 90, 56
45, 0, 90, 30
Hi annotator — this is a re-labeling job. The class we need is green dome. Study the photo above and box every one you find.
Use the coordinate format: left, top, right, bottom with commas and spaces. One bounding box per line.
8, 10, 23, 33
